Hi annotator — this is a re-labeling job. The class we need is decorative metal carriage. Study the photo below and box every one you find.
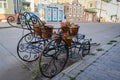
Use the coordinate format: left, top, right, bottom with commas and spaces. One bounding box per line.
7, 12, 91, 78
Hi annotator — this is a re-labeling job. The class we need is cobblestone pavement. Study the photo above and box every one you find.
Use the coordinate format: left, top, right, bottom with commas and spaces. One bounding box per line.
0, 22, 120, 80
52, 37, 120, 80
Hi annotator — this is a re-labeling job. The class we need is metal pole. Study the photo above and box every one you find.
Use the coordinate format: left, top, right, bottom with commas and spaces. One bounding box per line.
116, 2, 119, 22
17, 0, 19, 12
99, 0, 102, 22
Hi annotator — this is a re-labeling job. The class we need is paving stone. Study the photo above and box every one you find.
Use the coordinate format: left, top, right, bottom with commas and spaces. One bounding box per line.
53, 38, 120, 80
59, 75, 70, 80
76, 40, 120, 80
106, 70, 120, 80
52, 73, 64, 80
76, 72, 91, 80
68, 69, 81, 77
101, 44, 113, 51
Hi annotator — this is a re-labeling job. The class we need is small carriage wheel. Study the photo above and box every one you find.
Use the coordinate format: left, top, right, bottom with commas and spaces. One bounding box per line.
17, 32, 42, 62
39, 39, 69, 78
7, 16, 15, 26
81, 40, 91, 57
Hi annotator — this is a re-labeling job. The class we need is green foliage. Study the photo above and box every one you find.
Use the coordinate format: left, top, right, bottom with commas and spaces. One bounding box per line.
109, 40, 117, 43
96, 48, 103, 51
102, 0, 112, 3
69, 76, 76, 80
80, 70, 84, 72
107, 40, 117, 45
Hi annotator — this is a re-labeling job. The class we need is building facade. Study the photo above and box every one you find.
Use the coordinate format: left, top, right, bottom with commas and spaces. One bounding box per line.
38, 3, 64, 21
80, 0, 97, 22
64, 0, 84, 22
95, 0, 120, 22
20, 0, 84, 22
0, 0, 14, 21
0, 0, 120, 23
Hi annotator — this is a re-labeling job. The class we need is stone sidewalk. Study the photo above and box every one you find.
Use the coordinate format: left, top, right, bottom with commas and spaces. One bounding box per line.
52, 37, 120, 80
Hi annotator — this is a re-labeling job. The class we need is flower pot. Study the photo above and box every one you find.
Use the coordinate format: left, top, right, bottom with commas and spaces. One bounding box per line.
16, 12, 23, 16
55, 38, 61, 44
34, 26, 41, 36
64, 38, 72, 46
61, 27, 69, 33
69, 27, 79, 36
41, 26, 53, 38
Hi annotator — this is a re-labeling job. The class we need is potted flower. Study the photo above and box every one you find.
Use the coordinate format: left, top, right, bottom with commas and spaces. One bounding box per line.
16, 12, 23, 16
34, 22, 41, 36
60, 21, 70, 32
41, 25, 53, 38
69, 23, 80, 36
34, 20, 49, 37
62, 32, 72, 46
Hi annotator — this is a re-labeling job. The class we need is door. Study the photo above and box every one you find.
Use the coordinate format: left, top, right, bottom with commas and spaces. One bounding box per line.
59, 10, 63, 21
47, 7, 52, 21
52, 8, 58, 21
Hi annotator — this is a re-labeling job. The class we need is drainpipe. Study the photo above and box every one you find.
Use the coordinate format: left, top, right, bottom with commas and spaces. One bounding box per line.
17, 0, 19, 12
116, 2, 119, 22
99, 0, 102, 22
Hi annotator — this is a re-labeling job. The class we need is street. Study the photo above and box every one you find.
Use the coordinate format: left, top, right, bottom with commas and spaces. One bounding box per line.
0, 22, 120, 80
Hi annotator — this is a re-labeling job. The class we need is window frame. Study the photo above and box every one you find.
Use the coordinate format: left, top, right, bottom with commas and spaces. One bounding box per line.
90, 3, 92, 7
0, 0, 7, 9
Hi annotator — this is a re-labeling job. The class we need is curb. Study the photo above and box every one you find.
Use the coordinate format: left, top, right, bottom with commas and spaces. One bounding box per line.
0, 26, 13, 29
52, 37, 120, 80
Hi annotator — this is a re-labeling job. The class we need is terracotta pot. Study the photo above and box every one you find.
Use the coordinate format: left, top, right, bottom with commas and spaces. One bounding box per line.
61, 27, 69, 32
69, 27, 79, 36
34, 26, 41, 36
41, 26, 53, 38
55, 39, 61, 44
16, 12, 23, 16
19, 12, 23, 15
64, 38, 72, 46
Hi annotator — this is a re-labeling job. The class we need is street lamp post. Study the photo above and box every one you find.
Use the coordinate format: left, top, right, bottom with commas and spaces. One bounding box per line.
99, 0, 102, 22
116, 0, 120, 22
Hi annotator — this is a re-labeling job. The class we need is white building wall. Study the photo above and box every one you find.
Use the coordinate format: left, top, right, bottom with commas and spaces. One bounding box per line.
25, 0, 34, 12
95, 0, 120, 22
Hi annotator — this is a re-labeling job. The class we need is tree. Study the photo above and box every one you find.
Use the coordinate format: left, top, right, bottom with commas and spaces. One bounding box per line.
102, 0, 112, 3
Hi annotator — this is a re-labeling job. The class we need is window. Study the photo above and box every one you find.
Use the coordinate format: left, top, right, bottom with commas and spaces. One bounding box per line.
90, 3, 92, 7
0, 0, 7, 9
67, 7, 69, 10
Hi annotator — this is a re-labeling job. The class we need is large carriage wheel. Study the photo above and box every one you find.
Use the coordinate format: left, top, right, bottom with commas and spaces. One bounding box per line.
39, 39, 69, 78
17, 32, 43, 62
81, 39, 91, 57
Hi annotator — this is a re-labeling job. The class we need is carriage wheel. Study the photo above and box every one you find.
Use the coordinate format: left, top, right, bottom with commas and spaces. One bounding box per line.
17, 32, 43, 62
81, 40, 91, 57
39, 39, 69, 78
7, 16, 16, 26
